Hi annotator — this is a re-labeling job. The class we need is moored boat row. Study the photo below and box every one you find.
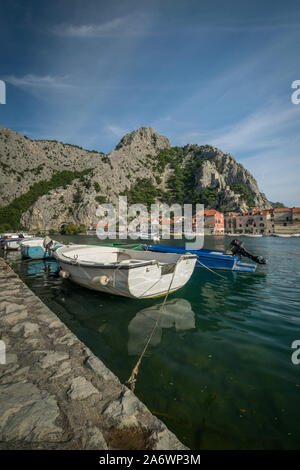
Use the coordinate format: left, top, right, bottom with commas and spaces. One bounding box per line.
1, 234, 267, 300
0, 232, 34, 250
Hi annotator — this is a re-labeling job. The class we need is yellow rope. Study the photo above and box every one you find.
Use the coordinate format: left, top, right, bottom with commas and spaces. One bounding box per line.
125, 255, 227, 391
125, 261, 178, 392
196, 258, 227, 279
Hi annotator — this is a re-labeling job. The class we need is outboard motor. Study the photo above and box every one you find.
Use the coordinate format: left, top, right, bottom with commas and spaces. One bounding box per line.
230, 239, 267, 265
43, 236, 54, 255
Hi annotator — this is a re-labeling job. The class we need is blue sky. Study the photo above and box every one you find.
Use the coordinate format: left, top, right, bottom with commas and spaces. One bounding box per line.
0, 0, 300, 206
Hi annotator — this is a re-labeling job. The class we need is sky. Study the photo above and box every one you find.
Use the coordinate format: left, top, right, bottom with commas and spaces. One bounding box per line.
0, 0, 300, 206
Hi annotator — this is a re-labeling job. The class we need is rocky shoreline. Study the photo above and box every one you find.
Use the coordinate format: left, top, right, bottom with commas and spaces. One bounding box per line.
0, 257, 187, 450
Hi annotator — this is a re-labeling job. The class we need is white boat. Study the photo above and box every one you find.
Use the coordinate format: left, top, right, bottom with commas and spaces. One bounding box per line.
128, 232, 160, 241
0, 232, 19, 238
19, 237, 45, 246
244, 234, 263, 238
54, 244, 197, 299
272, 233, 292, 238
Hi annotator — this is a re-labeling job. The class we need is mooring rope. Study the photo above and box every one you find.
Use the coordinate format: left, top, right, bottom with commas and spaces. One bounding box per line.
125, 254, 228, 391
125, 260, 178, 392
196, 258, 227, 279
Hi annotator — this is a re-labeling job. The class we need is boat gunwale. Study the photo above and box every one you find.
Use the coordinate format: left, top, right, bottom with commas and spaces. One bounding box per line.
55, 247, 197, 270
144, 244, 240, 261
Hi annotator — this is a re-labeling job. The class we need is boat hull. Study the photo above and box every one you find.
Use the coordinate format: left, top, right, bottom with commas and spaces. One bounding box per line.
55, 245, 197, 299
21, 245, 55, 259
20, 238, 62, 259
143, 245, 257, 273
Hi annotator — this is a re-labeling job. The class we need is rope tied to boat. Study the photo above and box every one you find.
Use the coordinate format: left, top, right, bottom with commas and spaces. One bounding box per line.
125, 259, 179, 392
196, 258, 227, 279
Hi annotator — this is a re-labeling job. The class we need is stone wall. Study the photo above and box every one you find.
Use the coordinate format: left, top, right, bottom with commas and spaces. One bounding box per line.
0, 258, 187, 450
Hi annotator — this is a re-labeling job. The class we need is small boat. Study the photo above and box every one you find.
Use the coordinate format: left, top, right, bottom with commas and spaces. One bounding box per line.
54, 244, 197, 299
244, 234, 263, 238
272, 233, 292, 238
20, 237, 62, 259
142, 244, 257, 272
0, 233, 33, 250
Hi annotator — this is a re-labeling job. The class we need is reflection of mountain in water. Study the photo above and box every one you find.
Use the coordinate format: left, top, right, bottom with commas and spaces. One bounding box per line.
128, 298, 195, 356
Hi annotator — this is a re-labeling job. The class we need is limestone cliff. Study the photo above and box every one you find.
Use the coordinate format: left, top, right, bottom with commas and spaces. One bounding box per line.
0, 126, 271, 231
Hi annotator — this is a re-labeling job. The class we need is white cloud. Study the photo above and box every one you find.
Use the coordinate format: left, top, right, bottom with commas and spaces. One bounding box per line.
52, 14, 148, 38
105, 125, 130, 138
242, 147, 300, 207
162, 102, 300, 206
209, 105, 300, 153
5, 74, 73, 89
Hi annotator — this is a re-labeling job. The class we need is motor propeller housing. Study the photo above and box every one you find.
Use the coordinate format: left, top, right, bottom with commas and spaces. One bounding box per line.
230, 239, 267, 265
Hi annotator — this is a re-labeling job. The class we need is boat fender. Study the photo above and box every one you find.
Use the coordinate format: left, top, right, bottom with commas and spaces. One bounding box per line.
92, 275, 111, 286
59, 270, 70, 279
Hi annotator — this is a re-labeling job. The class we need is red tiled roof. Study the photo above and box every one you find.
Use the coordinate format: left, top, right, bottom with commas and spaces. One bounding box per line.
224, 212, 240, 216
273, 208, 291, 212
292, 208, 300, 213
204, 209, 219, 216
96, 222, 108, 228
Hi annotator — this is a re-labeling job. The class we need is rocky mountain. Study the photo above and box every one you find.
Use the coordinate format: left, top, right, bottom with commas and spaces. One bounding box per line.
0, 126, 272, 232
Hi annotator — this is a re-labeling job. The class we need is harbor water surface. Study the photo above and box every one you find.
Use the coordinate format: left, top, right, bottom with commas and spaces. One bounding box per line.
7, 235, 300, 449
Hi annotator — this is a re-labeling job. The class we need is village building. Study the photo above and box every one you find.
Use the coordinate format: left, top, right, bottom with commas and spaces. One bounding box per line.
292, 208, 300, 221
271, 208, 300, 233
225, 208, 275, 235
272, 208, 293, 223
224, 207, 300, 235
197, 209, 225, 235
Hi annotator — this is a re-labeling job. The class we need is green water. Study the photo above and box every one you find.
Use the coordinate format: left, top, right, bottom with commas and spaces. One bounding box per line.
7, 235, 300, 449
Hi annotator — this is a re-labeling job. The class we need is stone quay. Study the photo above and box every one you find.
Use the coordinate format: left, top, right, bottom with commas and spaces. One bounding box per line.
0, 257, 186, 450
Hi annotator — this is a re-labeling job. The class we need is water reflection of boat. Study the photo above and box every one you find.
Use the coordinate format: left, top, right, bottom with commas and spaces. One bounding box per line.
25, 259, 60, 277
128, 298, 195, 356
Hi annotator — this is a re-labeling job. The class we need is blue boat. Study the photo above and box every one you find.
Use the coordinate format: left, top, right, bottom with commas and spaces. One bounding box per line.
20, 238, 63, 259
21, 245, 60, 259
143, 244, 257, 273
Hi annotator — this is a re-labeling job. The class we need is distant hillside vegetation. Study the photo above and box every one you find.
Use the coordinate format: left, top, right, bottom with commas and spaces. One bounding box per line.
0, 126, 272, 231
